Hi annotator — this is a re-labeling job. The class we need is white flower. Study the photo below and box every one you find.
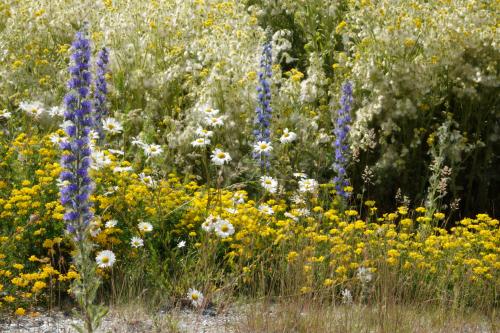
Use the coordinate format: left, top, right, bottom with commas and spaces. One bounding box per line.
138, 221, 153, 233
204, 116, 225, 127
214, 218, 235, 238
201, 215, 216, 232
232, 192, 246, 204
113, 166, 133, 173
131, 136, 146, 147
95, 250, 116, 268
60, 120, 74, 131
341, 289, 353, 304
102, 118, 123, 134
253, 141, 273, 154
177, 240, 186, 248
211, 148, 231, 165
139, 173, 157, 188
187, 288, 204, 308
19, 101, 45, 118
260, 176, 278, 193
296, 208, 310, 217
143, 144, 163, 157
284, 212, 299, 222
49, 132, 67, 145
91, 151, 112, 170
89, 130, 100, 141
298, 178, 319, 193
357, 267, 373, 284
191, 137, 211, 147
105, 220, 118, 229
200, 105, 219, 117
108, 149, 125, 156
48, 106, 65, 117
0, 109, 12, 119
293, 172, 308, 179
258, 204, 274, 215
195, 127, 213, 138
280, 128, 297, 144
130, 237, 144, 248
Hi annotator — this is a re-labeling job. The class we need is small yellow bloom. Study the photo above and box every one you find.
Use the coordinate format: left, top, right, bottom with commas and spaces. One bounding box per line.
15, 308, 26, 316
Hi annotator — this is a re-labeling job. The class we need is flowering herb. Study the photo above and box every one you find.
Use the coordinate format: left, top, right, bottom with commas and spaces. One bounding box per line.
332, 81, 353, 200
94, 47, 109, 140
253, 42, 273, 172
59, 29, 94, 241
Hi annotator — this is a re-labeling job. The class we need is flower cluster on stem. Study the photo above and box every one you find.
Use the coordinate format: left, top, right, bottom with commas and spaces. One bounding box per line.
60, 29, 94, 241
333, 81, 353, 201
253, 42, 273, 172
94, 47, 109, 141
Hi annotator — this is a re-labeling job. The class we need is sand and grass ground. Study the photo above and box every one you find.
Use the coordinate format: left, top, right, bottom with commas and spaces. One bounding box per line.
2, 300, 498, 333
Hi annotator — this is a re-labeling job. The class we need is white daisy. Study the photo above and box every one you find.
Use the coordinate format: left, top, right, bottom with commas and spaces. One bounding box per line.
204, 116, 224, 128
131, 136, 146, 147
89, 130, 100, 141
143, 144, 163, 157
195, 127, 213, 138
253, 141, 273, 154
232, 192, 246, 204
138, 221, 153, 233
260, 176, 278, 193
130, 236, 144, 248
298, 178, 319, 193
211, 148, 231, 166
95, 250, 116, 268
139, 173, 157, 188
258, 204, 274, 215
102, 118, 123, 134
293, 172, 308, 179
280, 128, 297, 144
60, 120, 74, 131
200, 105, 219, 117
187, 288, 204, 308
113, 166, 133, 173
108, 149, 125, 156
49, 132, 67, 145
91, 151, 112, 170
177, 240, 186, 248
105, 220, 118, 229
0, 109, 12, 119
191, 137, 211, 147
202, 215, 216, 232
214, 218, 235, 238
19, 101, 45, 118
48, 106, 65, 117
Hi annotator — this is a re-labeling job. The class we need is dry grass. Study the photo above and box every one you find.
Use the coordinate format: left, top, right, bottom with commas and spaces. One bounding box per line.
235, 299, 498, 333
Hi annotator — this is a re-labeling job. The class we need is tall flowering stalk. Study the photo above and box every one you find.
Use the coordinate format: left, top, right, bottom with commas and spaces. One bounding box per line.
60, 29, 94, 239
333, 81, 353, 201
93, 47, 109, 141
253, 42, 273, 172
60, 27, 108, 333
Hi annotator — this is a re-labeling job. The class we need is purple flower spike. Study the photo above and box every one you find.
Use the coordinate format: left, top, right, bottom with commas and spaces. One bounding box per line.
332, 81, 353, 200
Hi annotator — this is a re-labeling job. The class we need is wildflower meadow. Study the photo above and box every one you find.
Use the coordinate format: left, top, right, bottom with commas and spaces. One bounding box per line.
0, 1, 498, 332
